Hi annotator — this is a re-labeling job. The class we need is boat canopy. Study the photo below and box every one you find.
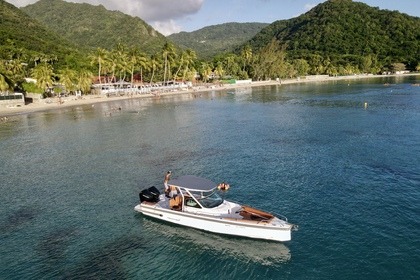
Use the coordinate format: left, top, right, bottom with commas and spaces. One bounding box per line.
170, 175, 217, 191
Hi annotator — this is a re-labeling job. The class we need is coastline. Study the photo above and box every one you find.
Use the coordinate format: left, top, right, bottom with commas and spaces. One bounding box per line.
1, 73, 418, 118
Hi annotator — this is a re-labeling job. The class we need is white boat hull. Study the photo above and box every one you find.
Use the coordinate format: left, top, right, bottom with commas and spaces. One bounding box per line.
135, 203, 292, 242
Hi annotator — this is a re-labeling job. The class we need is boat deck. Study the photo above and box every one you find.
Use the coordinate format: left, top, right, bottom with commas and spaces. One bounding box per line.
142, 195, 276, 223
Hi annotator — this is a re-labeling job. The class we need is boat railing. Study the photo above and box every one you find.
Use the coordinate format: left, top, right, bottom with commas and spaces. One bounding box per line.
272, 211, 299, 231
272, 211, 288, 222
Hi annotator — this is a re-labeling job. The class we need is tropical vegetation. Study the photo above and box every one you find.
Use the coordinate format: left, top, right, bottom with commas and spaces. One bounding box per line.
22, 0, 168, 55
245, 0, 420, 78
1, 0, 419, 96
168, 22, 268, 59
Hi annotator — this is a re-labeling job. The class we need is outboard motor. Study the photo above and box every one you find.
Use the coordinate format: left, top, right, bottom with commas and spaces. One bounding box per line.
148, 186, 160, 201
139, 186, 161, 202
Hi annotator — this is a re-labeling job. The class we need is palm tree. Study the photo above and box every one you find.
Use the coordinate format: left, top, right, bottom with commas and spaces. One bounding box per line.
5, 58, 25, 82
241, 45, 252, 71
117, 52, 129, 84
77, 69, 93, 94
173, 50, 186, 80
148, 54, 161, 84
224, 54, 238, 77
200, 62, 212, 83
181, 49, 197, 82
185, 66, 197, 83
112, 43, 129, 84
161, 42, 176, 85
0, 71, 13, 92
127, 47, 149, 85
214, 62, 225, 80
106, 51, 118, 83
310, 54, 323, 75
90, 48, 107, 84
127, 48, 137, 86
293, 59, 310, 76
136, 52, 149, 83
101, 55, 113, 83
31, 62, 54, 93
33, 54, 58, 67
58, 68, 77, 93
344, 64, 355, 75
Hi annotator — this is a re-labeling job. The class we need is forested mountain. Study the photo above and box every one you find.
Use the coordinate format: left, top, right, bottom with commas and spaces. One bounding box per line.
246, 0, 420, 69
0, 0, 83, 66
22, 0, 168, 54
2, 0, 420, 95
168, 22, 268, 59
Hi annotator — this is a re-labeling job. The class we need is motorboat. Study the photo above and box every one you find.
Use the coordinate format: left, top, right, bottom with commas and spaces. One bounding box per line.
134, 175, 297, 242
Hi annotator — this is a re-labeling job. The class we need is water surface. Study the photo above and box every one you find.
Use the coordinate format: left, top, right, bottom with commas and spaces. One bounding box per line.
1, 76, 419, 279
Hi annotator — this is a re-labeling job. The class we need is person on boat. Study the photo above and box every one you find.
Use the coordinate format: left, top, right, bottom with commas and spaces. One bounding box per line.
164, 171, 171, 196
168, 185, 178, 199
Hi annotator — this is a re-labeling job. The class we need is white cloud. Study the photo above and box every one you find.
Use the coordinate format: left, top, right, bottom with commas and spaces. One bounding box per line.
100, 0, 204, 35
152, 20, 182, 36
6, 0, 204, 35
6, 0, 37, 6
304, 3, 317, 11
133, 0, 204, 22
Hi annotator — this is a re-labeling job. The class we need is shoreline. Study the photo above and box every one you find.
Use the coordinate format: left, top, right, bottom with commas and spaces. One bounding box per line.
1, 73, 419, 118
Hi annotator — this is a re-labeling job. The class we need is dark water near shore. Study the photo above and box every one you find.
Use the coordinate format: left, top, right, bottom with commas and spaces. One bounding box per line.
1, 76, 419, 279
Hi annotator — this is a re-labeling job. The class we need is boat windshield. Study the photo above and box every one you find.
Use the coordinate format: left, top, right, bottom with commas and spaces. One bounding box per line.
190, 189, 223, 208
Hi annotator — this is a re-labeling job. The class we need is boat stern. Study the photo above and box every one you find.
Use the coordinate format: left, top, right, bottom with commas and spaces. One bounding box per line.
134, 204, 143, 213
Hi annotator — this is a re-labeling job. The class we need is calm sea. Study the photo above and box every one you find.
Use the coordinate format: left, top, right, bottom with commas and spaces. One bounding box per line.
1, 76, 419, 280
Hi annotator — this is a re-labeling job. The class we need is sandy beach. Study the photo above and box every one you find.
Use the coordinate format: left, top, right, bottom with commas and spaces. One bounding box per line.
1, 73, 418, 118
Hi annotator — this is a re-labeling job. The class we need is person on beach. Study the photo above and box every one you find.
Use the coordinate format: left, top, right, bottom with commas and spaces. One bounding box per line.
164, 171, 171, 196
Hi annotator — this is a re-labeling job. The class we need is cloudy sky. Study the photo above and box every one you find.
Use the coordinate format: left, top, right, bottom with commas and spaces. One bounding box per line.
6, 0, 420, 35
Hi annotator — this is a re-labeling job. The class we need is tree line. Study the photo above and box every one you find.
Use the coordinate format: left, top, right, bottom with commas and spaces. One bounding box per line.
1, 38, 419, 96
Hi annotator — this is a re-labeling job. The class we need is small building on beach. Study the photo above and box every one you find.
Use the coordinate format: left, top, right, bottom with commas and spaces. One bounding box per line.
0, 93, 25, 108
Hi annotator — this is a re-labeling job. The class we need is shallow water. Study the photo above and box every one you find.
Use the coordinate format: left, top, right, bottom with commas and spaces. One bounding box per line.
1, 76, 419, 279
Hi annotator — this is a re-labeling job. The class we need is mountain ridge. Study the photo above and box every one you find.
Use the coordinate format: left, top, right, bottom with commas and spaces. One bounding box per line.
0, 0, 80, 56
21, 0, 168, 54
168, 22, 269, 59
246, 0, 420, 68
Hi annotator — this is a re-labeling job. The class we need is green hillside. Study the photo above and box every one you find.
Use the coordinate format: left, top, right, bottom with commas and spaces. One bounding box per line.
247, 0, 420, 69
168, 22, 268, 59
3, 0, 420, 94
0, 0, 82, 65
22, 0, 168, 54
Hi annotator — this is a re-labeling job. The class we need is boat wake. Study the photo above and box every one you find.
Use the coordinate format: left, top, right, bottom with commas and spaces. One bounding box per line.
141, 218, 291, 265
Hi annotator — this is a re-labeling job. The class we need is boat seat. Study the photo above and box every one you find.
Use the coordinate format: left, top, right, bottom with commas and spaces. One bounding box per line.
169, 195, 182, 210
240, 206, 274, 221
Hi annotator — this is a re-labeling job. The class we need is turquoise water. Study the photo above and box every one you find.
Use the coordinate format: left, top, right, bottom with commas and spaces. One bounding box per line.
1, 76, 419, 279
